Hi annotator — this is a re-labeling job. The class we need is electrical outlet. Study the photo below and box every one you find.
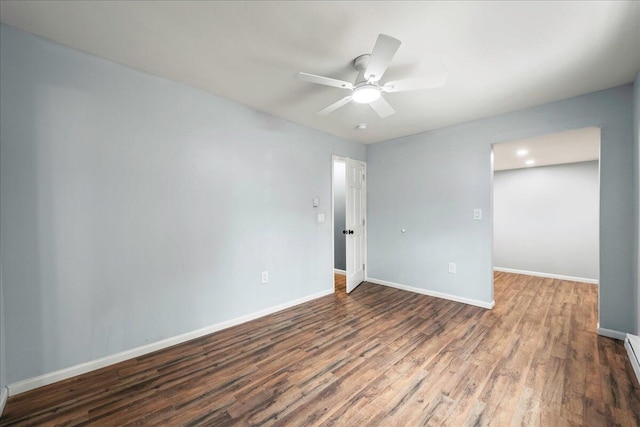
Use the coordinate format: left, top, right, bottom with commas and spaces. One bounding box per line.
261, 271, 269, 284
448, 262, 457, 274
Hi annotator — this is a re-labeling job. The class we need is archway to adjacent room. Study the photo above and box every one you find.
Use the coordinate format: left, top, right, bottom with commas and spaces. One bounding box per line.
491, 127, 601, 330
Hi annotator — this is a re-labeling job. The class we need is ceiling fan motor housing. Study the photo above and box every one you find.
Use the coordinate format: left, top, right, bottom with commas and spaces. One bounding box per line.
353, 54, 370, 72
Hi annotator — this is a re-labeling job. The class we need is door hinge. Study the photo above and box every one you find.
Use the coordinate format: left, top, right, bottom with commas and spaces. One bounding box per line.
363, 263, 365, 270
362, 218, 365, 226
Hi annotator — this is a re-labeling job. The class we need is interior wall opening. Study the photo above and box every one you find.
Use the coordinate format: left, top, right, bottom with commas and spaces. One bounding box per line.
333, 158, 347, 294
491, 127, 601, 329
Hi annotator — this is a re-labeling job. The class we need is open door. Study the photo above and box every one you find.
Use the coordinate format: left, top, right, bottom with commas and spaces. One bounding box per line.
345, 158, 366, 293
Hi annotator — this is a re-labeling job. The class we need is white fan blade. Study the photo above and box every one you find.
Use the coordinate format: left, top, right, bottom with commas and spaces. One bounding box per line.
296, 72, 353, 90
369, 96, 395, 118
383, 73, 448, 93
364, 34, 401, 82
318, 96, 352, 115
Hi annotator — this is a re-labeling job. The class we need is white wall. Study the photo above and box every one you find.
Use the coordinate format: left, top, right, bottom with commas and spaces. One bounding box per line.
333, 161, 346, 271
368, 85, 635, 334
0, 25, 366, 385
494, 161, 599, 281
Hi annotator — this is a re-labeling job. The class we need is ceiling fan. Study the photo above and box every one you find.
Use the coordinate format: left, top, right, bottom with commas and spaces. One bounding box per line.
295, 34, 447, 118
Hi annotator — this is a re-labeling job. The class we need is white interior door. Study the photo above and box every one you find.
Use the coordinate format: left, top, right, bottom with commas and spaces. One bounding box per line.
345, 158, 366, 293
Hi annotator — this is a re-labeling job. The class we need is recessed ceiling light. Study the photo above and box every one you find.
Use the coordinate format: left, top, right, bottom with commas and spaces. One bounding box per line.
525, 159, 535, 165
355, 124, 367, 130
516, 149, 528, 156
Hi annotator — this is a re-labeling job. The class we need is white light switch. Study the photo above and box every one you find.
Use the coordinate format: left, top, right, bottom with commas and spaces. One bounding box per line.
448, 262, 457, 274
313, 197, 319, 207
474, 209, 482, 220
317, 213, 326, 223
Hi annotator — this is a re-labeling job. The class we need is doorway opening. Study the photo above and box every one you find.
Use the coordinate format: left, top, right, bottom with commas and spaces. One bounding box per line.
332, 156, 367, 294
333, 158, 347, 295
491, 127, 601, 329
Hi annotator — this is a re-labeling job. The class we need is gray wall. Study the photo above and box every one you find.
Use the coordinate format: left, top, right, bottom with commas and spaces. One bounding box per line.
1, 263, 5, 394
0, 25, 365, 384
333, 161, 346, 271
368, 85, 635, 333
634, 70, 640, 334
494, 161, 599, 281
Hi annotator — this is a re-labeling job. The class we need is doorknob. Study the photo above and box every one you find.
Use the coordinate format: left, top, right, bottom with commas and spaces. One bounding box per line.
342, 230, 347, 234
348, 230, 354, 234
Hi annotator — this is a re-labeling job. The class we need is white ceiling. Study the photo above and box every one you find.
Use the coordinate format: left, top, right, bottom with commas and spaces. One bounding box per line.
493, 127, 600, 171
0, 1, 638, 144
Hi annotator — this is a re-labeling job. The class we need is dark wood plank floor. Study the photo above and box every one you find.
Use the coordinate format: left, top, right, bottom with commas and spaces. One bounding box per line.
2, 272, 639, 426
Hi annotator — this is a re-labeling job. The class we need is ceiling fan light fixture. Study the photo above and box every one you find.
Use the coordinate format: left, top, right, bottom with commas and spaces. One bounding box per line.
352, 84, 381, 104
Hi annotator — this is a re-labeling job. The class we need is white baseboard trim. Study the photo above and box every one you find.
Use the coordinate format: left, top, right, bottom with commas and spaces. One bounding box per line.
493, 267, 598, 284
596, 323, 627, 340
625, 334, 640, 386
0, 386, 7, 418
366, 277, 495, 309
7, 288, 334, 396
334, 269, 346, 275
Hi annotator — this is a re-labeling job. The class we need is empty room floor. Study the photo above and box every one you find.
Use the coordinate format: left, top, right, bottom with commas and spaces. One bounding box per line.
1, 272, 638, 426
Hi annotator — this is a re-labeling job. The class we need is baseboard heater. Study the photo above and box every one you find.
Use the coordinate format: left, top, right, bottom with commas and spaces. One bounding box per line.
625, 334, 640, 386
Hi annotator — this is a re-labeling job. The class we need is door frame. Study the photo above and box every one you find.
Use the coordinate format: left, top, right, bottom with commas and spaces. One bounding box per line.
332, 155, 367, 292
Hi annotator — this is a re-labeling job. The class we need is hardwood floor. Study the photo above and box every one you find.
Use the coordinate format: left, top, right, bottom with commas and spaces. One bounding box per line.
2, 272, 639, 426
